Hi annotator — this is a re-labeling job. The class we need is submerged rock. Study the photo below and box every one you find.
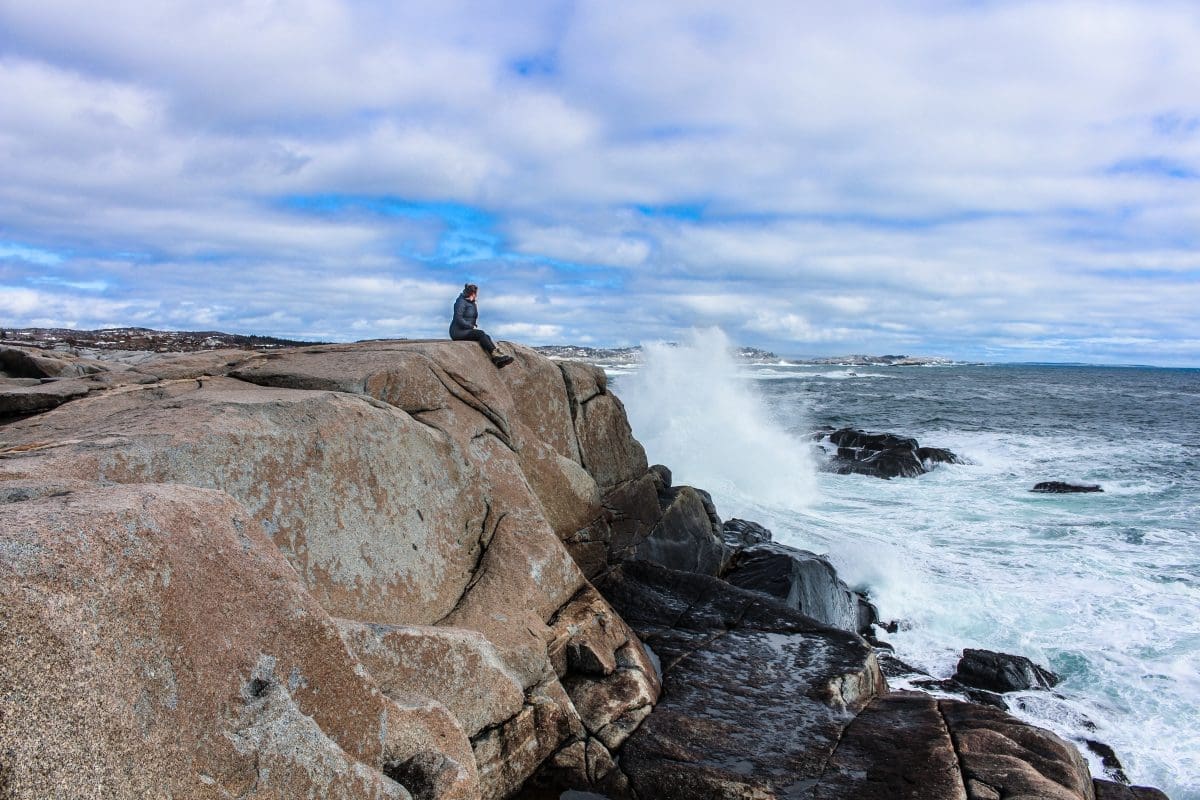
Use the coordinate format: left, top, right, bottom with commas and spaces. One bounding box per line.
1032, 481, 1104, 493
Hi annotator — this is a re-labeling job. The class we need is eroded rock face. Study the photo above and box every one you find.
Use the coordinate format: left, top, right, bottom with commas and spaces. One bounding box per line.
0, 484, 461, 799
0, 378, 491, 627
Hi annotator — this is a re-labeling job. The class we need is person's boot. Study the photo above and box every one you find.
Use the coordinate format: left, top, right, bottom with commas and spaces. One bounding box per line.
491, 352, 514, 368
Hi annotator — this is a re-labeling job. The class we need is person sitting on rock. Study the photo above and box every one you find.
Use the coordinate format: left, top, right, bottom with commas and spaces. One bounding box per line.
450, 283, 513, 368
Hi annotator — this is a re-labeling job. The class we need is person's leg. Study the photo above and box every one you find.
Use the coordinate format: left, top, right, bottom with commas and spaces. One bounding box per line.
460, 329, 495, 354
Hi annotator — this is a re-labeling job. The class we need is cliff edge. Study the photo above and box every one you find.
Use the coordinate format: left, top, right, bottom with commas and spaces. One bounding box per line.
0, 340, 1160, 799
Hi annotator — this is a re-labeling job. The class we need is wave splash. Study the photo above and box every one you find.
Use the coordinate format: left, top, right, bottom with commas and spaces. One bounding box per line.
620, 328, 819, 510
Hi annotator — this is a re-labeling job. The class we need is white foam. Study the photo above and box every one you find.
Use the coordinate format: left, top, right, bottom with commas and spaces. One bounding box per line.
619, 327, 819, 509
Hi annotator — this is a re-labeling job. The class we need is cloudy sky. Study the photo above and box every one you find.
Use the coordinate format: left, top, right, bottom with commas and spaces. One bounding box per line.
1, 1, 1198, 365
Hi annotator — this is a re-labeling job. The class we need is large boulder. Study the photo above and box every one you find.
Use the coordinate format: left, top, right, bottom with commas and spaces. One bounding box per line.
0, 483, 474, 799
0, 340, 665, 799
0, 378, 492, 628
724, 542, 867, 633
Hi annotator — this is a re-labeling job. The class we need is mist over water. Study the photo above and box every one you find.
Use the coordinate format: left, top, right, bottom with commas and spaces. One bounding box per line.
614, 336, 1200, 799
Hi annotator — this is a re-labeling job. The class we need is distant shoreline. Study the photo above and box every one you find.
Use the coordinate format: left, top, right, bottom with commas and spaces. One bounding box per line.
4, 327, 1186, 369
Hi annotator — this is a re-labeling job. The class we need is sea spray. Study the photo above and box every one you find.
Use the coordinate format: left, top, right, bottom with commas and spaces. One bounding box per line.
618, 329, 819, 510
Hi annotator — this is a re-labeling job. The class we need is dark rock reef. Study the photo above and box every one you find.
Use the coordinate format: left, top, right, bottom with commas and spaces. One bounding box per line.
817, 426, 963, 479
0, 337, 1165, 799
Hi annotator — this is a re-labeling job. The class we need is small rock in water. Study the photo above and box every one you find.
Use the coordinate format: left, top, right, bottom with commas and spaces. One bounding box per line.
954, 648, 1060, 693
1031, 481, 1103, 493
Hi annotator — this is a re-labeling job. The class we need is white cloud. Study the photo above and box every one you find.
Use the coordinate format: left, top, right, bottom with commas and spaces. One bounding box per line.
0, 1, 1198, 363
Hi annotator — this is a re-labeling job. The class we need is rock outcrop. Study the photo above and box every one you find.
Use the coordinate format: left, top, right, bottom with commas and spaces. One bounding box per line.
0, 339, 1152, 800
0, 341, 655, 799
817, 426, 962, 479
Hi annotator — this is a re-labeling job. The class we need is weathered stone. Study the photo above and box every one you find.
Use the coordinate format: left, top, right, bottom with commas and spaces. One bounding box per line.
0, 344, 105, 379
545, 586, 660, 753
515, 421, 602, 540
954, 648, 1060, 693
0, 484, 461, 799
0, 378, 91, 418
724, 542, 862, 632
472, 679, 582, 800
0, 378, 490, 628
124, 348, 261, 380
572, 388, 648, 491
601, 471, 662, 562
1093, 779, 1170, 800
942, 700, 1095, 800
722, 517, 773, 551
504, 344, 583, 463
337, 620, 525, 739
546, 586, 634, 678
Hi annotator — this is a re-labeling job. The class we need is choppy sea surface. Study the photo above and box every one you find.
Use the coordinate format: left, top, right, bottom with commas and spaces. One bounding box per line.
612, 332, 1200, 799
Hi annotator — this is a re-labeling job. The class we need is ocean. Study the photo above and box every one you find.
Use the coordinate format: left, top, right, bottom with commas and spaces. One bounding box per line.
611, 331, 1200, 799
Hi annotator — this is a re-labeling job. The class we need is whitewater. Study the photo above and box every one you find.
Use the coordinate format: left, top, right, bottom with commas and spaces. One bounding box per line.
614, 331, 1200, 799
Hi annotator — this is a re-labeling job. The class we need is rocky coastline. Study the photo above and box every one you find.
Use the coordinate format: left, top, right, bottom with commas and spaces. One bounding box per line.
0, 337, 1167, 799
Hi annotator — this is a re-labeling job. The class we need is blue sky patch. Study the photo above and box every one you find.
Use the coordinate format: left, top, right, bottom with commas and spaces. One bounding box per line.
0, 242, 65, 266
1106, 157, 1198, 180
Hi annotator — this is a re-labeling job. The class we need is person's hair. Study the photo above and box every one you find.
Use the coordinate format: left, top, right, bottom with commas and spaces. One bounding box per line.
464, 283, 478, 296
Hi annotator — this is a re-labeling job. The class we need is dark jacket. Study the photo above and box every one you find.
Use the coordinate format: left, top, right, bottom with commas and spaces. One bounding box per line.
450, 293, 478, 339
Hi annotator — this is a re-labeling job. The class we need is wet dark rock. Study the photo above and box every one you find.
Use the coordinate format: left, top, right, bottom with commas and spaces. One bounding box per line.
594, 560, 884, 800
818, 427, 961, 479
629, 485, 726, 576
720, 517, 773, 552
1093, 779, 1171, 800
723, 542, 866, 633
1032, 481, 1103, 493
1085, 738, 1130, 784
916, 446, 961, 465
647, 463, 671, 489
910, 677, 1011, 710
954, 648, 1060, 693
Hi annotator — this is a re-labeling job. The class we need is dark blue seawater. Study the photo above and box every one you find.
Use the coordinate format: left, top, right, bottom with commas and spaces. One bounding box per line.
615, 341, 1200, 798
